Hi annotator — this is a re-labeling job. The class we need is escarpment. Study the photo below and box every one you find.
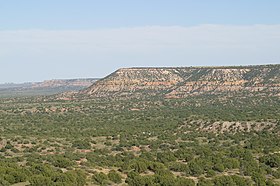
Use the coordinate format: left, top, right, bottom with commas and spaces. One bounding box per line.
80, 65, 280, 98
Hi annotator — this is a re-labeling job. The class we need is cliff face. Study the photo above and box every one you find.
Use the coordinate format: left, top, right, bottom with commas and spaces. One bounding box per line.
81, 65, 280, 98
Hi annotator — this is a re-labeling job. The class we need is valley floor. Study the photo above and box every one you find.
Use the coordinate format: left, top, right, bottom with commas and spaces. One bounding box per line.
0, 95, 279, 185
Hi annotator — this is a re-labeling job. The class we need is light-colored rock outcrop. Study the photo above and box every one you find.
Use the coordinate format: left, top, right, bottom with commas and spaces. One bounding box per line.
81, 65, 280, 98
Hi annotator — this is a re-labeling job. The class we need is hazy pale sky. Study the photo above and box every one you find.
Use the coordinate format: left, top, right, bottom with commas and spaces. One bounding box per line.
1, 1, 280, 83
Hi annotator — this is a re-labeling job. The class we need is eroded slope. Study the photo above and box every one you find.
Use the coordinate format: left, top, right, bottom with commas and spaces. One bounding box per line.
81, 65, 280, 98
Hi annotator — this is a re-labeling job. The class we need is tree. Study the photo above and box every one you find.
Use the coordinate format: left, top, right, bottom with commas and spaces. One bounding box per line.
0, 178, 10, 186
175, 177, 195, 186
251, 172, 266, 186
259, 154, 280, 168
29, 175, 52, 186
188, 161, 204, 176
157, 152, 176, 164
51, 156, 74, 168
213, 163, 225, 172
197, 178, 214, 186
213, 176, 235, 186
92, 172, 108, 185
72, 140, 91, 149
108, 170, 122, 184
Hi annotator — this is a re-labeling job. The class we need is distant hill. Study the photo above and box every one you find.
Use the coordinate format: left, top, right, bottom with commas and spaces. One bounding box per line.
0, 78, 98, 98
80, 64, 280, 99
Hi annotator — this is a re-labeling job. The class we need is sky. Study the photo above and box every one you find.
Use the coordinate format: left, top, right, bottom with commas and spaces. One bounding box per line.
1, 1, 280, 83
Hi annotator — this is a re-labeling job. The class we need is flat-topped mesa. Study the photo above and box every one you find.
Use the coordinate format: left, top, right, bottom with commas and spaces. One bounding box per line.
31, 79, 97, 88
81, 68, 185, 97
80, 64, 280, 98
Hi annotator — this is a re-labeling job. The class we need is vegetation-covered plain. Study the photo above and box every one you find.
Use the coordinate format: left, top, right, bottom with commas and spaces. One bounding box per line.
0, 95, 279, 185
